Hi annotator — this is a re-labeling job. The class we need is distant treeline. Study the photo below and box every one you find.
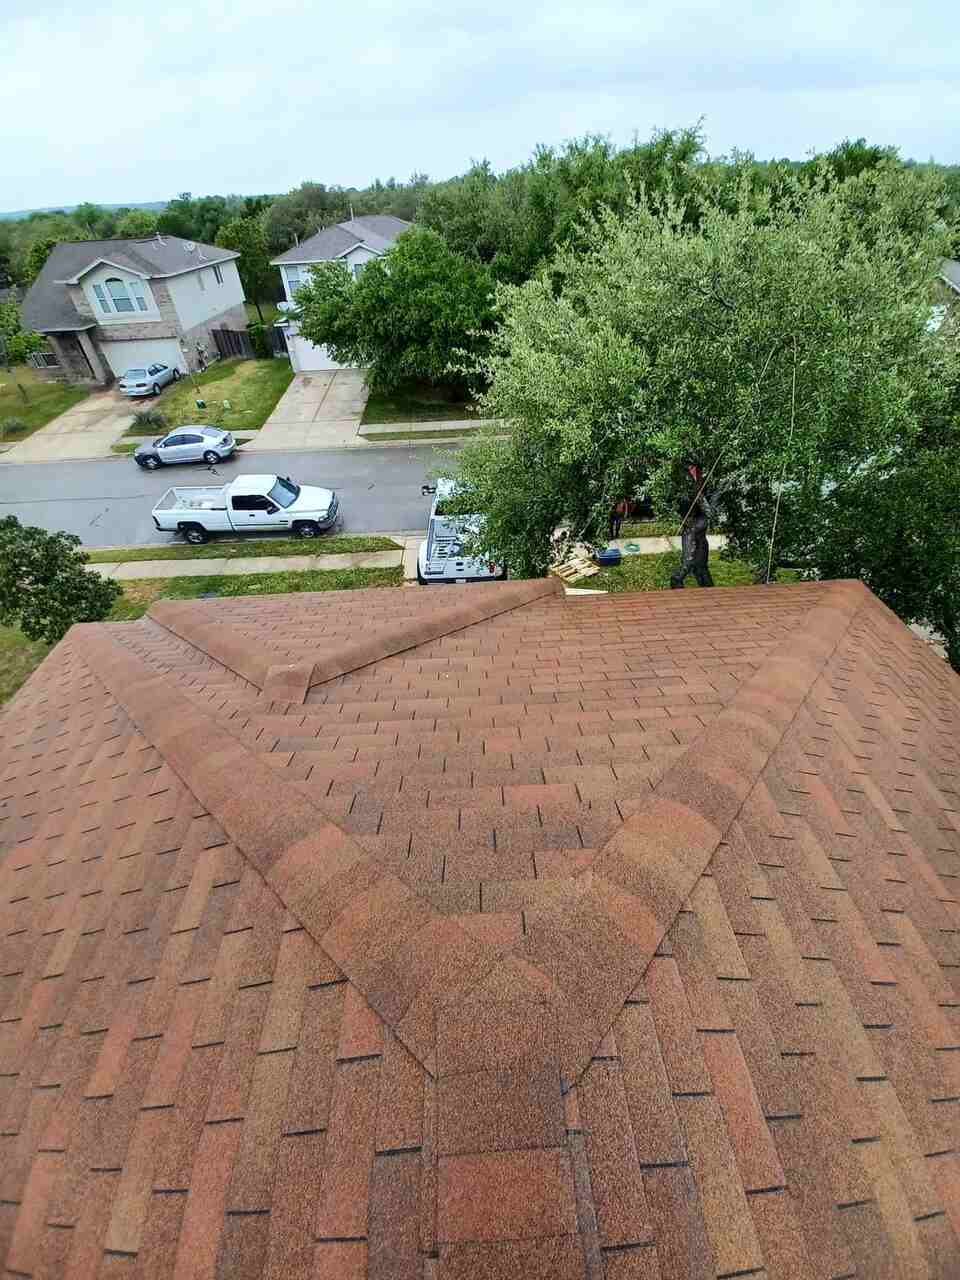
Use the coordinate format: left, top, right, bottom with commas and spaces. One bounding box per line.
2, 128, 957, 289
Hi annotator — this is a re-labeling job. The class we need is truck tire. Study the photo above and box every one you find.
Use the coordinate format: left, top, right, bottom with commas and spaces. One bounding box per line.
294, 521, 320, 538
179, 523, 208, 545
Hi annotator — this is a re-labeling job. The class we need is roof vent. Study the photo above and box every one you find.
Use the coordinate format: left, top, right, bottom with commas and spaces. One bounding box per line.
184, 241, 196, 253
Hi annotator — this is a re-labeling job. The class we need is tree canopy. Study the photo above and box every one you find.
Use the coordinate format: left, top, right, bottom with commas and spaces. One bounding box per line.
292, 227, 495, 393
446, 164, 960, 664
0, 517, 121, 644
215, 216, 274, 320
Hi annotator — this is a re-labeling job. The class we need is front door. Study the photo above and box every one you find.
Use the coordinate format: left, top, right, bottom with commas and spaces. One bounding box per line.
230, 494, 291, 530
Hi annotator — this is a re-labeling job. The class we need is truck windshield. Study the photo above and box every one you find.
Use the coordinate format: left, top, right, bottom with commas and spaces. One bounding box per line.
268, 477, 300, 508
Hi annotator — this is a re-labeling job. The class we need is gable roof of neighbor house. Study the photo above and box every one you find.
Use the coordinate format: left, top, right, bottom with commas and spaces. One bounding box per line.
272, 214, 411, 265
21, 236, 239, 333
941, 259, 960, 294
2, 575, 960, 1278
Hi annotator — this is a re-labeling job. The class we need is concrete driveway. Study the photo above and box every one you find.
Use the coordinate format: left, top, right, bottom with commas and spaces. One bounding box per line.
245, 369, 369, 451
1, 388, 135, 463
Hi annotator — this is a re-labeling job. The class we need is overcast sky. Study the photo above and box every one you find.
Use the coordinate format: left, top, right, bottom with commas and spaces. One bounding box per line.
3, 0, 958, 212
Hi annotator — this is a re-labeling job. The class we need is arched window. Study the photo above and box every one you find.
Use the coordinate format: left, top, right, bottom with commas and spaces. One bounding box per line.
105, 277, 134, 313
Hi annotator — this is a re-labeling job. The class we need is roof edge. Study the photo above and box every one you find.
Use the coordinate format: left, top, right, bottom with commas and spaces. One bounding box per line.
146, 578, 562, 693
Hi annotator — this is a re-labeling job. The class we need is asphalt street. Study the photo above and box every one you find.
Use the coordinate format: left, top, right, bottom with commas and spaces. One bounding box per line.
0, 446, 447, 548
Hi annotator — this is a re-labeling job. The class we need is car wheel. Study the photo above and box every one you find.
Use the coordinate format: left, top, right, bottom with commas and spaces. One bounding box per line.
142, 455, 160, 469
294, 521, 320, 538
152, 383, 161, 396
202, 450, 220, 464
172, 370, 181, 381
180, 524, 208, 545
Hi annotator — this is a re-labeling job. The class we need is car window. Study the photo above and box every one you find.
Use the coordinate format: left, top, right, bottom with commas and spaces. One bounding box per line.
182, 434, 203, 445
232, 495, 272, 511
124, 368, 148, 380
267, 477, 300, 508
163, 435, 185, 447
231, 495, 253, 511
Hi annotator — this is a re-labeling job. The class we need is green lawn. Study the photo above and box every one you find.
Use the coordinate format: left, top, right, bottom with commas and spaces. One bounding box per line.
0, 625, 49, 706
587, 551, 800, 592
0, 366, 89, 441
86, 534, 400, 563
360, 426, 487, 442
245, 301, 281, 326
362, 382, 478, 425
620, 520, 720, 539
129, 358, 293, 433
107, 566, 403, 620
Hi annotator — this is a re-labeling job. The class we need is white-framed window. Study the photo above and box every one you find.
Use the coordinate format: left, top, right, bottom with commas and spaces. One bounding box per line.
92, 283, 110, 313
351, 262, 365, 279
105, 277, 135, 313
213, 263, 224, 285
198, 270, 206, 293
29, 350, 60, 369
129, 278, 148, 312
285, 265, 302, 295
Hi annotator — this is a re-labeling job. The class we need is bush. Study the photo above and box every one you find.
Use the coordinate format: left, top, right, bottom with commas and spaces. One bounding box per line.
246, 322, 272, 360
132, 408, 167, 430
0, 515, 122, 644
1, 417, 27, 439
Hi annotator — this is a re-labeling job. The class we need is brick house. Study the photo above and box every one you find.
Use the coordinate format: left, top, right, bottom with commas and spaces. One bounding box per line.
20, 234, 248, 384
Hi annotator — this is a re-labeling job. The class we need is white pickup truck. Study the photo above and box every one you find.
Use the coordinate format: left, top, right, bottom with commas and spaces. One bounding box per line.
152, 474, 339, 544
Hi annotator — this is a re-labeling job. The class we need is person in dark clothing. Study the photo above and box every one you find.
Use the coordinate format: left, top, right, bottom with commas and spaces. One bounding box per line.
670, 464, 714, 588
609, 499, 629, 540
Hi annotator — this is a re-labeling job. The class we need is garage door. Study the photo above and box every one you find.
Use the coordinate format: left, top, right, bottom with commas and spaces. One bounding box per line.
287, 333, 351, 372
99, 338, 186, 379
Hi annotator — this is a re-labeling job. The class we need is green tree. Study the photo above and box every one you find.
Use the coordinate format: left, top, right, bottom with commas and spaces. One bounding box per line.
0, 301, 44, 403
114, 208, 159, 237
0, 517, 121, 644
23, 235, 58, 283
446, 168, 960, 667
292, 227, 495, 393
215, 216, 274, 321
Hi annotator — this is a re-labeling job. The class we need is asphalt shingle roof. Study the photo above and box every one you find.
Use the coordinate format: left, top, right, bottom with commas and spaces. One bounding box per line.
20, 236, 238, 333
2, 576, 959, 1278
271, 215, 411, 265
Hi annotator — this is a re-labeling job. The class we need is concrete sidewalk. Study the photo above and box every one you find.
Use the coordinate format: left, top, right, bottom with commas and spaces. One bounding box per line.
94, 547, 405, 580
246, 370, 369, 451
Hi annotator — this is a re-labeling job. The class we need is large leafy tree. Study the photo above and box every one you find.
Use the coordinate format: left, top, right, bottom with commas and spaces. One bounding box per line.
447, 166, 960, 665
0, 517, 121, 644
293, 227, 494, 393
114, 208, 159, 238
215, 216, 274, 321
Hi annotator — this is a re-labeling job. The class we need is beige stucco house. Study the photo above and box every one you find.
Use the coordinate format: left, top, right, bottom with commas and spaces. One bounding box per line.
21, 234, 247, 384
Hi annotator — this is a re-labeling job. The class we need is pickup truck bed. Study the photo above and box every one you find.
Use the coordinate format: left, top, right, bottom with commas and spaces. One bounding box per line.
154, 487, 227, 512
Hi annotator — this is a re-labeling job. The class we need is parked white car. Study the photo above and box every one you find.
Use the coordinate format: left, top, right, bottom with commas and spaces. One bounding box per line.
117, 362, 180, 397
417, 479, 505, 584
152, 474, 339, 543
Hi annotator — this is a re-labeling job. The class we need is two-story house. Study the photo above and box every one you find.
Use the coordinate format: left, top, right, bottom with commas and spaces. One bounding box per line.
270, 215, 410, 371
21, 235, 247, 384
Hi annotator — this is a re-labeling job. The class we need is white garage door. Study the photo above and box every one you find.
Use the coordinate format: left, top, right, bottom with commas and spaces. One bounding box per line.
99, 338, 186, 379
287, 333, 350, 372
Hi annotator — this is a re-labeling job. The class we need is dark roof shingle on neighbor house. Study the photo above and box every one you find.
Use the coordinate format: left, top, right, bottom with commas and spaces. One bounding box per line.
22, 237, 239, 333
2, 574, 960, 1278
271, 215, 412, 265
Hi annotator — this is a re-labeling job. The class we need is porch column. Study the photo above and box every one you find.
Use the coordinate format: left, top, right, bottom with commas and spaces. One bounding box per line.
76, 329, 110, 384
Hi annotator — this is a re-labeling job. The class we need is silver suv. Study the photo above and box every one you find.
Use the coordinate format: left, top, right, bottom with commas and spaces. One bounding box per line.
134, 426, 236, 470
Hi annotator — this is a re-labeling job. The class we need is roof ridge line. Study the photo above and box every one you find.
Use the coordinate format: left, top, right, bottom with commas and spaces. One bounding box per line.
65, 622, 505, 1078
147, 577, 562, 695
504, 579, 874, 1089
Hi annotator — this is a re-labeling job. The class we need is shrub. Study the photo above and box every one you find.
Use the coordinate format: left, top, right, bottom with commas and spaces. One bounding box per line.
132, 408, 167, 431
246, 322, 272, 360
1, 417, 27, 439
0, 515, 122, 644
